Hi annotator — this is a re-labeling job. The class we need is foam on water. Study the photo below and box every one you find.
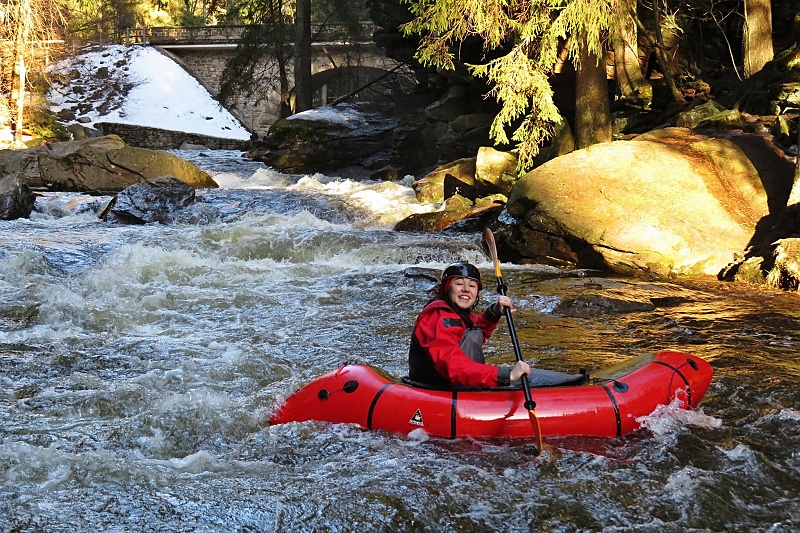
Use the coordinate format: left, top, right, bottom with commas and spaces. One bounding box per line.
637, 397, 724, 437
3, 151, 799, 532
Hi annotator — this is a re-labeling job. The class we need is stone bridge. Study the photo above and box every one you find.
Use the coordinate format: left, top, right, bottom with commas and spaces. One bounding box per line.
125, 23, 414, 138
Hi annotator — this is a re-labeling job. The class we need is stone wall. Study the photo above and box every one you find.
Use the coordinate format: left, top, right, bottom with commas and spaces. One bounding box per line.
159, 48, 280, 139
158, 44, 410, 139
95, 122, 248, 150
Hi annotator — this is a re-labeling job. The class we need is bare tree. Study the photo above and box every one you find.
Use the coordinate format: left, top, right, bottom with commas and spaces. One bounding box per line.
1, 0, 67, 145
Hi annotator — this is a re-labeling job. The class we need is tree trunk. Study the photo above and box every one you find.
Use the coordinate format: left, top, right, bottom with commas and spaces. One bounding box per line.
631, 2, 684, 105
293, 0, 313, 113
612, 0, 652, 107
14, 55, 25, 145
12, 0, 32, 146
575, 34, 612, 149
274, 39, 292, 119
743, 0, 774, 78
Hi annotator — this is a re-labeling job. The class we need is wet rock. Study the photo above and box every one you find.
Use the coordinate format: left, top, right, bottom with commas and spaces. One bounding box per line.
247, 105, 397, 179
0, 173, 36, 220
394, 194, 474, 231
553, 293, 656, 317
101, 175, 198, 224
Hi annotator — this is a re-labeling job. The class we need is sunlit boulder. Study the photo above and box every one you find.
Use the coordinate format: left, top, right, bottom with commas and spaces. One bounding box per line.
0, 135, 217, 195
503, 128, 795, 278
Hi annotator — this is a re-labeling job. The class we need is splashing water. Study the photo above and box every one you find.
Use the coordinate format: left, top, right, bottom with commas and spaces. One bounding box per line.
1, 150, 799, 531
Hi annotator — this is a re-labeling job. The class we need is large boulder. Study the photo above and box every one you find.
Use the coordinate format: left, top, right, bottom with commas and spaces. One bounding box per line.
410, 147, 519, 204
504, 128, 794, 278
247, 105, 398, 179
412, 158, 477, 203
100, 175, 200, 224
0, 135, 216, 194
474, 146, 518, 196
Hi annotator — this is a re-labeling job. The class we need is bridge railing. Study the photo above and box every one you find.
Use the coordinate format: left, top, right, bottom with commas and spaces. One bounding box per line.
120, 22, 377, 46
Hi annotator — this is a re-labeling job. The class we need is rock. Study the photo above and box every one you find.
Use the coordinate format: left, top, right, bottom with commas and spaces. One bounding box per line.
101, 175, 198, 224
248, 104, 398, 178
392, 113, 447, 175
765, 238, 800, 290
475, 147, 518, 196
423, 85, 471, 122
505, 128, 786, 278
0, 174, 36, 220
67, 123, 88, 140
443, 173, 478, 202
674, 100, 728, 129
394, 194, 474, 231
532, 115, 576, 168
442, 196, 505, 232
0, 136, 216, 194
553, 293, 656, 317
435, 113, 494, 163
412, 158, 476, 203
724, 256, 767, 285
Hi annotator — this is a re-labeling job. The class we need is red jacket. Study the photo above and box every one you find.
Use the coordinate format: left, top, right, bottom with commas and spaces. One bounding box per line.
408, 299, 510, 388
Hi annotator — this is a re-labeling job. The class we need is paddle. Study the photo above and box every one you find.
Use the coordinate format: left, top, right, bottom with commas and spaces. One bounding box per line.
483, 228, 544, 454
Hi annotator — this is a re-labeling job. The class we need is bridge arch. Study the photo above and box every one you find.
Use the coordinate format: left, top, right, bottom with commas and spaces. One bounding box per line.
148, 25, 416, 137
311, 65, 416, 107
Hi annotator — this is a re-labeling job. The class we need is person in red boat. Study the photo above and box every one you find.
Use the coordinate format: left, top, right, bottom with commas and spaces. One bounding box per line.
408, 262, 531, 388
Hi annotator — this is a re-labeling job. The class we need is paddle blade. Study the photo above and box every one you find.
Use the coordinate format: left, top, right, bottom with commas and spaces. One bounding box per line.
482, 228, 503, 279
528, 409, 543, 456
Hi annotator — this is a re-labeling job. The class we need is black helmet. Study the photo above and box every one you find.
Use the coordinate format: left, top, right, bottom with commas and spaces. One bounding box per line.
439, 262, 482, 293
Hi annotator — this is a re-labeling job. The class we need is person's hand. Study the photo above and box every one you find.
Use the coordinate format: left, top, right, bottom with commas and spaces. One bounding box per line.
510, 360, 530, 382
494, 295, 514, 315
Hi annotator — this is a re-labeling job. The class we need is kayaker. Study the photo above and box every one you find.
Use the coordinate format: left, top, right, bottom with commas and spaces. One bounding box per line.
408, 261, 531, 388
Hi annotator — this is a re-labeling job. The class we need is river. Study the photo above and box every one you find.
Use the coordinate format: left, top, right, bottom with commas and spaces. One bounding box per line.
1, 150, 798, 532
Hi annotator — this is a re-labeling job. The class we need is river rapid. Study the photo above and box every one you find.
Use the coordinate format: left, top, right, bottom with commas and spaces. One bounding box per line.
1, 150, 798, 532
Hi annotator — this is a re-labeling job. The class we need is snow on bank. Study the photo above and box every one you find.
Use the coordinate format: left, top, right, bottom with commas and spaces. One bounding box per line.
47, 45, 251, 140
287, 105, 368, 128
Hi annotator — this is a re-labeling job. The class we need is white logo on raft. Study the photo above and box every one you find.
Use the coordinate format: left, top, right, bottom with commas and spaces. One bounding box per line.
409, 410, 424, 426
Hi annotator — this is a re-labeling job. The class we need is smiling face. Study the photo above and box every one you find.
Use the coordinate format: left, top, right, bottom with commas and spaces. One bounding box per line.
446, 276, 480, 311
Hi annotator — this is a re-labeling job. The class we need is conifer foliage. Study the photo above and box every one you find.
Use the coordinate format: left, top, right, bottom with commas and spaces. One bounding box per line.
401, 0, 617, 172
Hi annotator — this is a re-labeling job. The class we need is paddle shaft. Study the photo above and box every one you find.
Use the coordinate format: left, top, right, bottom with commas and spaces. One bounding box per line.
483, 228, 536, 411
495, 276, 536, 411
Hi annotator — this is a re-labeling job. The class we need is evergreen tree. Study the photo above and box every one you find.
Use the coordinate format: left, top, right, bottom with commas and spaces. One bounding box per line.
401, 0, 619, 172
219, 0, 368, 117
219, 0, 294, 118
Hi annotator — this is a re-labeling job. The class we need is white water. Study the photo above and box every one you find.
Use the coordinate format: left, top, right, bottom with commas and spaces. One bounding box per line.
1, 151, 799, 531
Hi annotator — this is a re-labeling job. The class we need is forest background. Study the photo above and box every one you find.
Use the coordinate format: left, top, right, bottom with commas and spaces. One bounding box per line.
1, 0, 799, 190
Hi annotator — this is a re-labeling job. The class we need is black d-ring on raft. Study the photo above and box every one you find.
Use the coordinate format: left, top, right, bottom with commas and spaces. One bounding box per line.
318, 380, 358, 399
612, 380, 629, 393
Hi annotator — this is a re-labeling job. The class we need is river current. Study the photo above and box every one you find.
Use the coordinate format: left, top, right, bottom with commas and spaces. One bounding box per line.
1, 150, 798, 532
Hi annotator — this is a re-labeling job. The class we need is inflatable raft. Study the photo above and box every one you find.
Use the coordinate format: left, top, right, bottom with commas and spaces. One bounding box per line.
269, 350, 713, 439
